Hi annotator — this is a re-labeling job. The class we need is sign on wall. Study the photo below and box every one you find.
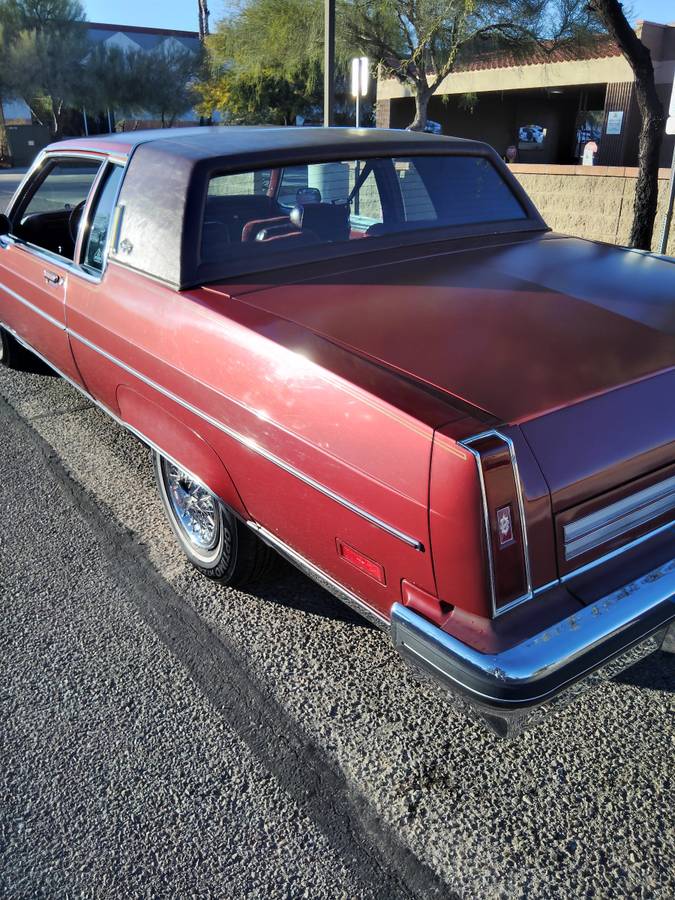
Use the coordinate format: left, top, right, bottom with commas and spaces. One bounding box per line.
667, 72, 675, 134
606, 111, 624, 135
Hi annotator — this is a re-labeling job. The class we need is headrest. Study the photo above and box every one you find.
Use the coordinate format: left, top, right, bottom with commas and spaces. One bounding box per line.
290, 202, 350, 242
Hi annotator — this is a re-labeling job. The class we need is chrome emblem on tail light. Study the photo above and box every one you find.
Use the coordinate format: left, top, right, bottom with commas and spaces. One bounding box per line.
497, 504, 515, 547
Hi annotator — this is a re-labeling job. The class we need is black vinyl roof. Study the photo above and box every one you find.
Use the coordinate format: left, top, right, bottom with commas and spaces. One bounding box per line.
90, 127, 545, 289
61, 125, 487, 160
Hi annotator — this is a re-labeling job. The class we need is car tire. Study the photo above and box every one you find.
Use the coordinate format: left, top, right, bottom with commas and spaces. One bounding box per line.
0, 327, 35, 370
153, 451, 277, 587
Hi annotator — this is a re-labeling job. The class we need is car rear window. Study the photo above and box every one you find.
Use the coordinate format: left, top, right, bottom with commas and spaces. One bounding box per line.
201, 154, 528, 271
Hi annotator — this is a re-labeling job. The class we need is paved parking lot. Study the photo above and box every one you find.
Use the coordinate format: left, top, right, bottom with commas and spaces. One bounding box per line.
0, 364, 674, 899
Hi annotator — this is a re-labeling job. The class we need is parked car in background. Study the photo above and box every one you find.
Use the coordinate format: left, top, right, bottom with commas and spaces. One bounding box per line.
1, 127, 673, 736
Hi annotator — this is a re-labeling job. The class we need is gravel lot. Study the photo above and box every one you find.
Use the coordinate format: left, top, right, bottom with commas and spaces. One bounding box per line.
0, 361, 674, 899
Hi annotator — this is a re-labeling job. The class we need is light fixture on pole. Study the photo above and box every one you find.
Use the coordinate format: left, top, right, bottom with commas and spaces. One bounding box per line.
350, 56, 369, 127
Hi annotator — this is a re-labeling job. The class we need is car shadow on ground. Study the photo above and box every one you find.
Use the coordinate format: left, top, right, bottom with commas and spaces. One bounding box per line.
612, 647, 675, 693
253, 557, 377, 629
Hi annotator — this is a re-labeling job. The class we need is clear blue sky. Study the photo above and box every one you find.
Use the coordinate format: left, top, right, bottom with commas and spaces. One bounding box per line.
83, 0, 673, 33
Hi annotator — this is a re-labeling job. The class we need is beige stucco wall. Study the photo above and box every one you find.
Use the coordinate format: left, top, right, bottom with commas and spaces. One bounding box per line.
510, 164, 675, 256
377, 55, 636, 101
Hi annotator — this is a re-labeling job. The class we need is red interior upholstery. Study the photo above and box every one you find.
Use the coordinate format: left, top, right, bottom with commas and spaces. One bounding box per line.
241, 216, 291, 242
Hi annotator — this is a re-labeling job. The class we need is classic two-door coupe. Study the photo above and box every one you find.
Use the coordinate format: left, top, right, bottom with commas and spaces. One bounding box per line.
1, 127, 673, 736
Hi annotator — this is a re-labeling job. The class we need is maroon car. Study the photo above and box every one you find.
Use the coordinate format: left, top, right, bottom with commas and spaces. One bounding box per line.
0, 127, 673, 736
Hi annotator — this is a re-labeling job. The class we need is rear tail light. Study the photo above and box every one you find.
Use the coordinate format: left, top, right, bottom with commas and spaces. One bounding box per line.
462, 431, 532, 615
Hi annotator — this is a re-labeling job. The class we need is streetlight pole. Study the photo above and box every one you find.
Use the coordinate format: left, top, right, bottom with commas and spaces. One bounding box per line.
324, 0, 335, 127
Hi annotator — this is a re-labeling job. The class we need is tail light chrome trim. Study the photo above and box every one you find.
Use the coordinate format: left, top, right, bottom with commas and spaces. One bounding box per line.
461, 429, 535, 618
563, 474, 675, 561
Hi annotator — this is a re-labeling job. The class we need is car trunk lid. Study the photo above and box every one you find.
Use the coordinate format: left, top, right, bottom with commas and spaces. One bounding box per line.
225, 233, 675, 426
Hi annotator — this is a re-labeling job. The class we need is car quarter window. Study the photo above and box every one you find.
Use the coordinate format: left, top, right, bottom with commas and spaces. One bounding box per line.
82, 164, 125, 274
12, 157, 102, 260
200, 155, 528, 271
208, 170, 272, 197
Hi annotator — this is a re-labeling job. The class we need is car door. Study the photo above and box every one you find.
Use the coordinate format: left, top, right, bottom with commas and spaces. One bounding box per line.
0, 154, 103, 383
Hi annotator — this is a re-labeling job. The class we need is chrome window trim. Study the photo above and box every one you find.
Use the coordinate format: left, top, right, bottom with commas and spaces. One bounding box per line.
3, 151, 128, 286
460, 429, 537, 618
0, 307, 423, 552
76, 159, 127, 278
563, 474, 675, 561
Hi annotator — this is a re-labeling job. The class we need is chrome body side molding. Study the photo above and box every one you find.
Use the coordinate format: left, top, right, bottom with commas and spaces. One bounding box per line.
0, 282, 424, 552
246, 522, 389, 629
2, 320, 390, 631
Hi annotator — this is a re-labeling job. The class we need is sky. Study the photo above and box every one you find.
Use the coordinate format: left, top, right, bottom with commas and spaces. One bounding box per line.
83, 0, 673, 33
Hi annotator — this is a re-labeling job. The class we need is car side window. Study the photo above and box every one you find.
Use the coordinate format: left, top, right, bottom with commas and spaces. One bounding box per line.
21, 159, 100, 217
82, 164, 125, 273
12, 157, 101, 260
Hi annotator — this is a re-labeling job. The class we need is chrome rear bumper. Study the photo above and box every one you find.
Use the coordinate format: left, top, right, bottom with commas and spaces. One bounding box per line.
391, 558, 675, 737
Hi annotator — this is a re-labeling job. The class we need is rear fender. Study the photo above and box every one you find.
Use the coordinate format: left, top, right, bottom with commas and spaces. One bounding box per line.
116, 385, 248, 518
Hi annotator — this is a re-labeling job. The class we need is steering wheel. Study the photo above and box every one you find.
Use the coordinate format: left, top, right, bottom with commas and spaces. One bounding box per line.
68, 200, 87, 245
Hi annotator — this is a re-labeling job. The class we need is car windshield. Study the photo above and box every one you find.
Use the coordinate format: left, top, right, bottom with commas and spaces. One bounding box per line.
201, 154, 528, 271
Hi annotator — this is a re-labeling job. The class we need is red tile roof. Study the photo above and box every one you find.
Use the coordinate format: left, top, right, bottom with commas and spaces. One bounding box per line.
453, 36, 621, 73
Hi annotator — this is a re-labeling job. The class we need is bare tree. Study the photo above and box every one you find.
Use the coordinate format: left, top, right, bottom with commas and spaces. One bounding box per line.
589, 0, 664, 250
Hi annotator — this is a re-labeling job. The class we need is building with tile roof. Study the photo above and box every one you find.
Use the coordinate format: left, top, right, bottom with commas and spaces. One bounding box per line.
375, 21, 675, 168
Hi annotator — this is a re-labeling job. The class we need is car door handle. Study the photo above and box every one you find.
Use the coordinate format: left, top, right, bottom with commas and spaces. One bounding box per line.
43, 270, 63, 286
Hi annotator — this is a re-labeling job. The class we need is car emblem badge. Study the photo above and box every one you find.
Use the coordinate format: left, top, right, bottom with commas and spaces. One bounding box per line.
496, 504, 515, 547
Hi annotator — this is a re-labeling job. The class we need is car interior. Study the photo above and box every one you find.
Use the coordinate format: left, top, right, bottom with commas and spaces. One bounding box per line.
13, 204, 86, 260
9, 159, 100, 261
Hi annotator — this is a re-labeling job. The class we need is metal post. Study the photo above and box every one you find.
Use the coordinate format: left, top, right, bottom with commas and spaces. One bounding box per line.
82, 107, 89, 137
323, 0, 335, 127
355, 92, 360, 129
658, 145, 675, 255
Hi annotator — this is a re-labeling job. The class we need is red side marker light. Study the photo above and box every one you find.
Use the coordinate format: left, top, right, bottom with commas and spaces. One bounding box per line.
336, 539, 386, 584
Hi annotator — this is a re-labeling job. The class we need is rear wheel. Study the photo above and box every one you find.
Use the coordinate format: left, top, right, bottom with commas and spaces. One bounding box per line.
0, 327, 34, 370
153, 451, 277, 587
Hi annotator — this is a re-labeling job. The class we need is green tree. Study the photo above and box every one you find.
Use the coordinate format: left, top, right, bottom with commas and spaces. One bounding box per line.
198, 0, 347, 124
137, 43, 202, 127
344, 0, 601, 131
0, 0, 88, 136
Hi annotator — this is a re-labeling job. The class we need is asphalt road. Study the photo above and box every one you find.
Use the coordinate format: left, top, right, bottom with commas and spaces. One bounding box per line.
0, 358, 674, 899
0, 171, 25, 210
